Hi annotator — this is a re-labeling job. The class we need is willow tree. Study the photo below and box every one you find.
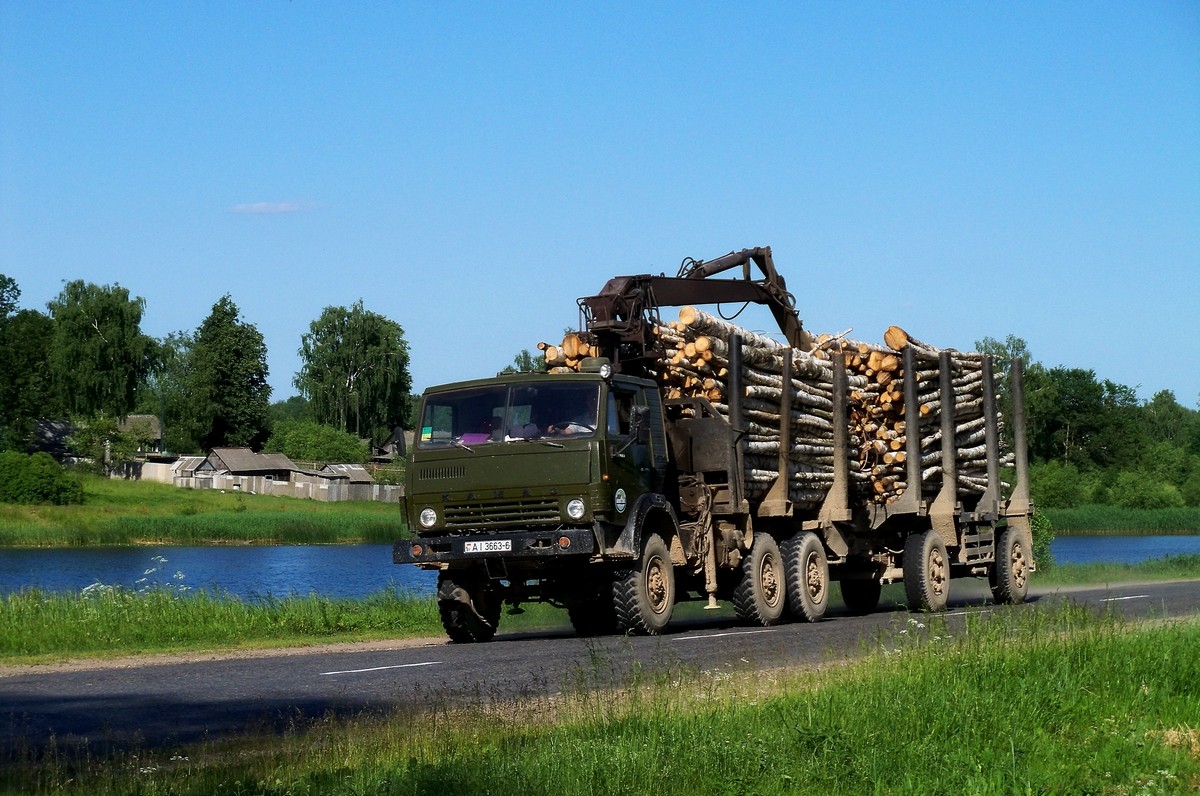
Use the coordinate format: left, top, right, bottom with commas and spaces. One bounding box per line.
294, 301, 411, 444
47, 280, 155, 419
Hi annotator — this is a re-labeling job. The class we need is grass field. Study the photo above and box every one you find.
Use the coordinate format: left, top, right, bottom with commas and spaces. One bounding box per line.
4, 605, 1197, 795
0, 475, 405, 546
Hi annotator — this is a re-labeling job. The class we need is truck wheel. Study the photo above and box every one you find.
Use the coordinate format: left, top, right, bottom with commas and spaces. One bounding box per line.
733, 533, 787, 626
990, 527, 1030, 605
568, 573, 619, 637
613, 533, 675, 635
437, 571, 501, 643
784, 532, 829, 622
904, 531, 950, 612
840, 578, 882, 614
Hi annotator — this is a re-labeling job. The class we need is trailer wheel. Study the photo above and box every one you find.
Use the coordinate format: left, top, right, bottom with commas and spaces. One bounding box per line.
733, 533, 787, 626
989, 527, 1030, 605
839, 578, 882, 614
437, 571, 501, 643
904, 531, 950, 612
613, 533, 675, 635
784, 532, 828, 622
568, 573, 619, 637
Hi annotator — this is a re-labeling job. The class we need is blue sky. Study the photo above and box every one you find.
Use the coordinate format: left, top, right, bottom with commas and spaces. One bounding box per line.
2, 3, 1197, 406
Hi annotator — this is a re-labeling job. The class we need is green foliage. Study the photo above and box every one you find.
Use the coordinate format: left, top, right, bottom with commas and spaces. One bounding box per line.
1029, 511, 1054, 568
1029, 460, 1089, 508
136, 329, 200, 453
0, 308, 58, 449
47, 280, 155, 419
269, 394, 313, 425
1108, 470, 1186, 510
501, 348, 549, 374
264, 420, 369, 464
0, 273, 18, 318
189, 295, 272, 450
295, 300, 411, 444
0, 451, 84, 505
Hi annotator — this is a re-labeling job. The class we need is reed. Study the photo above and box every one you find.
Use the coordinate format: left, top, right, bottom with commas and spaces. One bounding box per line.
1045, 505, 1200, 534
6, 606, 1196, 795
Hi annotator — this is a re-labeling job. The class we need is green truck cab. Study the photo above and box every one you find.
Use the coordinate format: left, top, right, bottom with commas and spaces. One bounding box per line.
394, 364, 677, 641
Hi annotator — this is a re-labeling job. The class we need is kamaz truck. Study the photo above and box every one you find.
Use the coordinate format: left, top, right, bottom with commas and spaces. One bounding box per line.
394, 246, 1033, 642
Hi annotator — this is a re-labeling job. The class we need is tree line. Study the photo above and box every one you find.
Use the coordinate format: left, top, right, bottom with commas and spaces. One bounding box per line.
0, 274, 411, 465
976, 335, 1200, 509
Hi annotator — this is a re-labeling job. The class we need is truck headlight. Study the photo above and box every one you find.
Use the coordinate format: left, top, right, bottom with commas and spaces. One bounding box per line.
566, 498, 586, 520
419, 507, 438, 528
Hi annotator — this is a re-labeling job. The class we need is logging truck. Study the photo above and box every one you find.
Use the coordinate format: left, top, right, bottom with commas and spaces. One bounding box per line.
394, 246, 1034, 641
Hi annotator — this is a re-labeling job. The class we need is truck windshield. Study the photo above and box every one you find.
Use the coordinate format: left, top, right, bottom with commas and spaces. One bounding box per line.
417, 382, 601, 448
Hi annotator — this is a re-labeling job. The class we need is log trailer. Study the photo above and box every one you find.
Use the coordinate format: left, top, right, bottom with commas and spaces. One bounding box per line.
394, 246, 1034, 641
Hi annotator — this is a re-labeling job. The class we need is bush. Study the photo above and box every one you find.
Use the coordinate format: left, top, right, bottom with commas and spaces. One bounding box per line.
263, 420, 369, 464
1109, 470, 1186, 510
1182, 470, 1200, 508
1029, 460, 1088, 508
1030, 511, 1054, 568
0, 451, 85, 505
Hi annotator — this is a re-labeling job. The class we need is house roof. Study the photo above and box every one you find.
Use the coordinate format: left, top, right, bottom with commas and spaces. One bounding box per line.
119, 414, 162, 437
207, 448, 298, 474
320, 463, 374, 483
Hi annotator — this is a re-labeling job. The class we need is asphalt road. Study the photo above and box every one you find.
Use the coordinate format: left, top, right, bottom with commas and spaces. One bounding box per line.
2, 579, 1197, 756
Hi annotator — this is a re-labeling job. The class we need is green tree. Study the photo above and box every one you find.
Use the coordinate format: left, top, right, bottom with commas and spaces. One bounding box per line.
189, 296, 271, 450
0, 274, 18, 319
295, 300, 411, 444
269, 395, 313, 426
263, 420, 369, 464
139, 330, 200, 454
0, 451, 84, 505
47, 280, 155, 419
0, 309, 58, 449
501, 348, 548, 374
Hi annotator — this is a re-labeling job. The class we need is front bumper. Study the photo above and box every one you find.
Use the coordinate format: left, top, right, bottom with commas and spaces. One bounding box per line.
393, 526, 597, 565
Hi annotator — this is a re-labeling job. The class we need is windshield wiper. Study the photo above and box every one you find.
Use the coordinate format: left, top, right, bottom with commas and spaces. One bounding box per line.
452, 439, 477, 453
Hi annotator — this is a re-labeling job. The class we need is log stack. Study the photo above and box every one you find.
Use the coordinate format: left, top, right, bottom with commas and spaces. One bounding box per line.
537, 313, 1011, 509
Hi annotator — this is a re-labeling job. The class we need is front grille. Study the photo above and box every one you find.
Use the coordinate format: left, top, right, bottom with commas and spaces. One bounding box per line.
443, 497, 560, 530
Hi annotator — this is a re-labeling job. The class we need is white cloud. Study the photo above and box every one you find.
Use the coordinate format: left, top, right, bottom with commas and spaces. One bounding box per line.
228, 201, 313, 215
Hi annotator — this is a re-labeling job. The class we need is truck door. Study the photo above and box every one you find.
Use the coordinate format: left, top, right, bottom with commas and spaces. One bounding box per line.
605, 385, 652, 513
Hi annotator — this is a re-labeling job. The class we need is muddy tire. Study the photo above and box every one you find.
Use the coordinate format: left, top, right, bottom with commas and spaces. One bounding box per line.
613, 533, 675, 635
733, 533, 787, 626
839, 578, 882, 614
567, 573, 619, 637
990, 526, 1030, 605
784, 532, 829, 622
437, 571, 501, 643
904, 531, 950, 612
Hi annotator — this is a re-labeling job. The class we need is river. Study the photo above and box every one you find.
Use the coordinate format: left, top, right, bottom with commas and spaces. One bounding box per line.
0, 535, 1197, 600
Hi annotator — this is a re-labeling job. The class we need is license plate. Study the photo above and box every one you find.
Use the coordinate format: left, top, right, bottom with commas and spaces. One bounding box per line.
463, 539, 512, 554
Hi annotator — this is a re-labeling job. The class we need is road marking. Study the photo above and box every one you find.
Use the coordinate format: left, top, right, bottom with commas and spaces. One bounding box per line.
1100, 595, 1149, 603
673, 629, 775, 642
319, 661, 440, 676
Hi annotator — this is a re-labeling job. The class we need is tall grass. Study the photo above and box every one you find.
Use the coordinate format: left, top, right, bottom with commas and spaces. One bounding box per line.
0, 588, 441, 660
1046, 505, 1200, 534
6, 606, 1197, 795
0, 475, 406, 546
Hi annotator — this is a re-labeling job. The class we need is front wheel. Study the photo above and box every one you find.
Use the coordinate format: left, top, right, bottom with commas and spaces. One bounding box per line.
437, 571, 501, 643
614, 533, 675, 635
990, 527, 1030, 604
904, 530, 950, 612
784, 532, 829, 622
733, 533, 787, 626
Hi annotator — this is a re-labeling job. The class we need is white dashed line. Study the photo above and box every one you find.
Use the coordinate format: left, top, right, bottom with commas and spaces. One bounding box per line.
1100, 595, 1149, 603
320, 661, 440, 676
673, 629, 776, 642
